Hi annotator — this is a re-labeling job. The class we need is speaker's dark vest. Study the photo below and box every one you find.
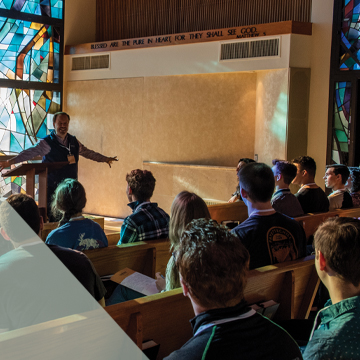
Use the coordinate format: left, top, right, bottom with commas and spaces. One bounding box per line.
42, 132, 80, 193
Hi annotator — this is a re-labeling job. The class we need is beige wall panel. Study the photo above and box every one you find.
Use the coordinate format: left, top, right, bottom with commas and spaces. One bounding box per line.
65, 73, 256, 217
255, 69, 289, 166
307, 0, 334, 187
146, 162, 237, 214
142, 73, 256, 167
65, 78, 144, 218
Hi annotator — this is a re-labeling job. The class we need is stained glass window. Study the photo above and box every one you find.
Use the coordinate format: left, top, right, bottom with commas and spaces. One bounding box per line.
0, 17, 60, 83
0, 1, 63, 197
0, 0, 63, 19
340, 0, 360, 70
332, 82, 351, 164
0, 87, 60, 196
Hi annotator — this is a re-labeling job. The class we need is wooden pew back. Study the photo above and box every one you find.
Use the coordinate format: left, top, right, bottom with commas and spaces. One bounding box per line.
295, 211, 339, 241
208, 201, 248, 224
84, 245, 156, 277
336, 207, 360, 218
83, 239, 171, 278
106, 256, 318, 359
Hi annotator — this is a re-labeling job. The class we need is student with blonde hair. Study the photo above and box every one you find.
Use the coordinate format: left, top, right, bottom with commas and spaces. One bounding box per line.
156, 191, 210, 291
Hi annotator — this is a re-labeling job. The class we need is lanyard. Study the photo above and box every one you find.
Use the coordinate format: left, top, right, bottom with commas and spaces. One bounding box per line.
194, 309, 256, 337
59, 142, 71, 155
55, 134, 71, 155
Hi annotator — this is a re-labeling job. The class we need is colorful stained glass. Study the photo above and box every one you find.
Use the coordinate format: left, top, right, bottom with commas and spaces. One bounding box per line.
0, 17, 60, 83
332, 82, 351, 164
0, 0, 63, 19
0, 87, 60, 196
340, 0, 360, 70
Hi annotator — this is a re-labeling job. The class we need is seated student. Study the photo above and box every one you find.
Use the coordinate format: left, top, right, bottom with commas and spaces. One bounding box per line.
303, 217, 360, 360
118, 169, 169, 244
155, 191, 210, 291
228, 158, 256, 203
231, 162, 306, 270
46, 179, 108, 250
324, 164, 353, 211
0, 194, 105, 332
271, 159, 304, 217
292, 156, 329, 214
346, 167, 360, 206
107, 191, 210, 305
165, 219, 302, 360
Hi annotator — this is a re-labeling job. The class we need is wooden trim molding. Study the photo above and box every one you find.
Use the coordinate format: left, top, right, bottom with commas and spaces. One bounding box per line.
66, 20, 312, 55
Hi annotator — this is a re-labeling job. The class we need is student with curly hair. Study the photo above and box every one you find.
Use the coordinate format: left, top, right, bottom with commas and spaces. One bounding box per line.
165, 219, 302, 360
118, 169, 169, 244
45, 178, 108, 250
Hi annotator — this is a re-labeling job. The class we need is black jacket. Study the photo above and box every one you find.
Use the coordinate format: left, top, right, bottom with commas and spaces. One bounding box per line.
164, 301, 302, 360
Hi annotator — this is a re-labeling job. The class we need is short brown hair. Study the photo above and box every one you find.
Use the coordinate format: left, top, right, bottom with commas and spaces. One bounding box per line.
314, 217, 360, 287
239, 162, 275, 203
176, 219, 250, 308
126, 169, 156, 201
53, 112, 70, 123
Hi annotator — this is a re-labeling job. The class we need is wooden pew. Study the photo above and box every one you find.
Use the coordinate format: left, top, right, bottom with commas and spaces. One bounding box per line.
104, 230, 120, 246
84, 244, 156, 278
208, 201, 248, 224
106, 256, 319, 359
295, 211, 339, 241
336, 207, 360, 218
207, 202, 360, 242
295, 207, 360, 242
83, 239, 171, 278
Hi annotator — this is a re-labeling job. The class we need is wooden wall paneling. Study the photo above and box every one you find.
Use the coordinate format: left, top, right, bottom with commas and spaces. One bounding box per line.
96, 0, 312, 42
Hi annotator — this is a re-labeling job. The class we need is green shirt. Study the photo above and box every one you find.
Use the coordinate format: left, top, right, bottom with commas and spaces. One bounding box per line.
303, 296, 360, 360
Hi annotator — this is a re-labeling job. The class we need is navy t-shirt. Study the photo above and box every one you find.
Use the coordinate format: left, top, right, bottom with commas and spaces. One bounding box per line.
46, 218, 108, 250
231, 212, 306, 270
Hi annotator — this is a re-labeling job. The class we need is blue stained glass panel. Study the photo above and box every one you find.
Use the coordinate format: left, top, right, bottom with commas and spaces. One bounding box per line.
340, 0, 360, 70
0, 18, 60, 83
0, 0, 63, 19
0, 87, 61, 196
332, 82, 351, 165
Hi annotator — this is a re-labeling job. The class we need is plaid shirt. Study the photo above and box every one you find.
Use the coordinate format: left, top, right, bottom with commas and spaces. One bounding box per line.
118, 201, 170, 244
